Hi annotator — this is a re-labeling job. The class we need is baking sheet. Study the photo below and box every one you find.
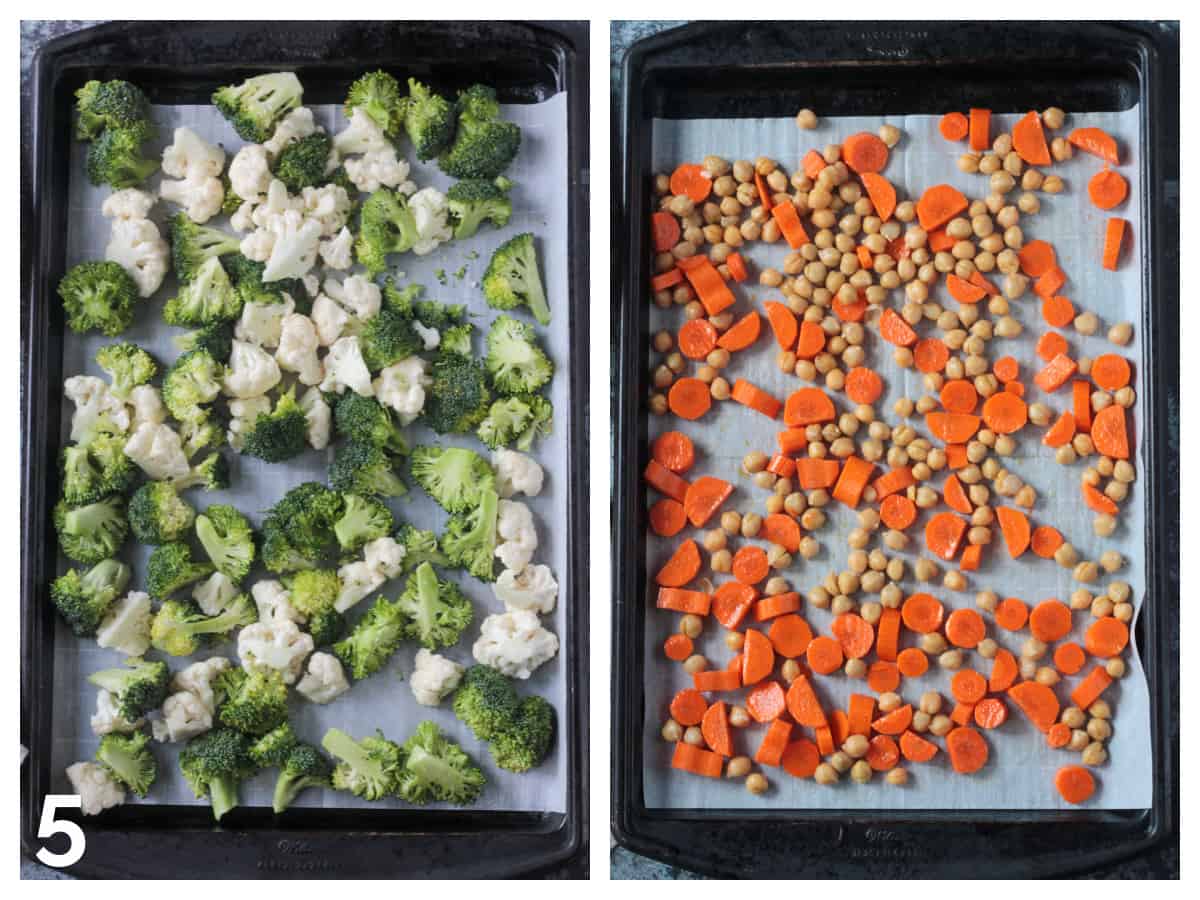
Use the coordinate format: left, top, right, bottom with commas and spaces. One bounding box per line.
50, 92, 570, 813
643, 109, 1151, 810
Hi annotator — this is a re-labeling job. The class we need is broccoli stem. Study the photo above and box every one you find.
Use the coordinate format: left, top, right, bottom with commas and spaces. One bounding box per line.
209, 775, 240, 821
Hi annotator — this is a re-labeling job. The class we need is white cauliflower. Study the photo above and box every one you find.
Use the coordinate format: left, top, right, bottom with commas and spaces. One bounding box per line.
300, 185, 352, 236
193, 572, 238, 617
171, 656, 232, 713
276, 313, 324, 386
320, 335, 374, 397
151, 691, 213, 743
295, 652, 350, 705
159, 172, 225, 224
262, 209, 323, 282
319, 226, 354, 270
493, 564, 558, 615
264, 107, 318, 158
128, 384, 165, 429
123, 421, 190, 481
332, 107, 388, 157
161, 126, 225, 179
226, 396, 272, 451
230, 199, 257, 233
95, 590, 152, 657
90, 689, 144, 736
364, 536, 406, 579
222, 339, 282, 399
472, 610, 559, 680
66, 762, 125, 815
334, 561, 386, 613
228, 144, 272, 204
413, 320, 440, 351
253, 179, 304, 224
372, 356, 430, 424
310, 293, 351, 346
409, 648, 464, 706
251, 579, 303, 625
344, 145, 415, 194
235, 294, 295, 348
238, 619, 314, 684
299, 386, 331, 450
101, 187, 156, 221
105, 216, 170, 298
302, 273, 321, 298
408, 186, 454, 256
494, 449, 545, 498
496, 499, 538, 573
323, 273, 381, 321
239, 226, 275, 262
64, 375, 130, 442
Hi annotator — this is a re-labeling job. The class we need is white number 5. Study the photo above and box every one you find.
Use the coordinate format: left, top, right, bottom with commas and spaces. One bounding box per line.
35, 795, 85, 868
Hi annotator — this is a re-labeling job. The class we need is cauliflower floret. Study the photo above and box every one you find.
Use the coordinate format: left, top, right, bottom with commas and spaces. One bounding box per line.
235, 294, 295, 348
226, 395, 272, 451
161, 126, 225, 180
238, 619, 314, 685
95, 590, 152, 657
413, 320, 440, 351
295, 652, 351, 705
239, 226, 275, 262
123, 421, 190, 481
276, 313, 324, 386
230, 199, 257, 233
472, 610, 559, 680
319, 335, 374, 397
302, 273, 321, 298
323, 273, 381, 321
298, 386, 331, 450
192, 572, 238, 617
408, 186, 454, 256
151, 691, 213, 743
409, 648, 464, 706
372, 356, 430, 424
319, 226, 355, 270
105, 216, 170, 298
228, 144, 272, 204
364, 535, 406, 580
128, 384, 166, 430
90, 689, 144, 736
310, 293, 351, 347
493, 449, 545, 498
171, 656, 232, 713
262, 209, 323, 282
300, 184, 352, 237
496, 499, 538, 573
332, 107, 388, 157
251, 579, 304, 625
65, 375, 130, 442
160, 173, 225, 224
252, 180, 303, 228
222, 339, 282, 399
264, 107, 318, 158
344, 145, 415, 194
66, 761, 125, 815
493, 564, 558, 615
102, 187, 157, 221
334, 560, 386, 613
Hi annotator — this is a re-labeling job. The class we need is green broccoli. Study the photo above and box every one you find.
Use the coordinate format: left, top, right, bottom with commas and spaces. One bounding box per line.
354, 186, 419, 276
127, 481, 195, 545
440, 322, 474, 357
332, 596, 406, 680
345, 70, 407, 136
195, 505, 256, 582
452, 664, 522, 741
86, 657, 170, 721
328, 442, 407, 498
56, 260, 138, 337
145, 542, 215, 599
358, 305, 424, 372
438, 84, 521, 179
95, 342, 157, 401
161, 349, 225, 423
180, 413, 226, 459
170, 214, 242, 284
333, 393, 409, 453
440, 488, 499, 582
282, 568, 340, 619
447, 177, 513, 240
401, 78, 456, 160
240, 388, 308, 463
163, 255, 243, 327
85, 120, 158, 188
412, 298, 467, 331
325, 165, 358, 199
409, 445, 495, 513
218, 668, 289, 736
54, 496, 128, 565
476, 395, 535, 451
396, 523, 449, 573
322, 728, 404, 801
224, 253, 307, 312
61, 435, 136, 505
180, 728, 257, 820
96, 731, 157, 798
423, 352, 491, 435
176, 451, 231, 492
274, 132, 333, 193
397, 720, 485, 806
396, 562, 473, 651
306, 607, 347, 646
74, 79, 150, 140
380, 277, 424, 316
49, 559, 131, 637
482, 233, 549, 326
249, 722, 299, 768
221, 175, 244, 217
260, 482, 343, 573
333, 493, 394, 553
490, 696, 555, 772
150, 594, 255, 656
174, 322, 234, 363
485, 314, 553, 395
273, 743, 333, 813
212, 72, 304, 143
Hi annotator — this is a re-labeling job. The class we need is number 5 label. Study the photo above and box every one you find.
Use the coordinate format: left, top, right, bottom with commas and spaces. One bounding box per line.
36, 795, 85, 868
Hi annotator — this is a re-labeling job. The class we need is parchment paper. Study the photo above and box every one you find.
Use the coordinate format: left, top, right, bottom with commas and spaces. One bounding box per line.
50, 93, 570, 813
643, 110, 1151, 810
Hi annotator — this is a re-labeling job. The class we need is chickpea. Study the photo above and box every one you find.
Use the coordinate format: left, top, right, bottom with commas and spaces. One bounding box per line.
679, 614, 704, 640
1108, 321, 1134, 345
1081, 742, 1108, 767
720, 510, 742, 536
1068, 729, 1090, 752
886, 767, 909, 786
745, 772, 769, 795
683, 725, 704, 746
796, 108, 818, 130
726, 755, 752, 779
724, 631, 745, 652
929, 714, 953, 737
878, 123, 901, 147
741, 512, 763, 538
729, 705, 751, 728
710, 549, 732, 573
1106, 658, 1127, 679
1042, 107, 1066, 130
920, 633, 948, 655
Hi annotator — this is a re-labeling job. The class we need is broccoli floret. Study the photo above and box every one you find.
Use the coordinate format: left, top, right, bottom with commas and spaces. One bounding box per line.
322, 728, 404, 801
306, 607, 346, 646
161, 348, 225, 423
224, 253, 307, 311
212, 72, 303, 143
328, 442, 407, 498
150, 594, 255, 656
345, 70, 407, 136
260, 482, 343, 573
174, 322, 234, 364
145, 542, 215, 600
440, 488, 499, 582
180, 727, 257, 820
273, 743, 333, 813
49, 559, 131, 636
95, 342, 157, 401
452, 664, 522, 742
164, 255, 243, 327
333, 493, 394, 554
482, 233, 549, 326
170, 215, 243, 284
491, 695, 555, 772
61, 435, 136, 505
380, 277, 424, 316
447, 177, 513, 240
477, 395, 535, 451
359, 305, 424, 373
282, 568, 340, 619
332, 596, 406, 680
274, 132, 333, 193
485, 314, 553, 395
85, 120, 158, 188
180, 413, 226, 460
325, 165, 357, 198
57, 260, 138, 337
221, 174, 244, 217
396, 523, 449, 573
409, 445, 495, 513
423, 352, 491, 435
195, 505, 256, 582
438, 84, 521, 179
412, 299, 467, 331
127, 480, 195, 545
333, 393, 409, 453
96, 731, 157, 797
218, 668, 289, 736
54, 496, 128, 564
397, 562, 473, 650
177, 451, 230, 492
440, 322, 474, 357
87, 657, 170, 721
249, 722, 299, 768
401, 78, 456, 160
354, 187, 419, 276
240, 388, 307, 463
74, 79, 151, 141
397, 720, 485, 806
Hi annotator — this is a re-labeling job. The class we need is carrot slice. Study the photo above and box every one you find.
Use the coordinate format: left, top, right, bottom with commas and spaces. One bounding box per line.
950, 702, 976, 727
759, 513, 802, 553
987, 649, 1018, 694
802, 149, 827, 179
831, 293, 868, 323
1088, 168, 1128, 210
1034, 353, 1078, 393
651, 268, 683, 292
796, 458, 841, 490
755, 170, 772, 212
1047, 722, 1072, 749
916, 184, 968, 231
969, 270, 1000, 297
871, 705, 913, 737
901, 592, 944, 633
959, 543, 982, 571
1018, 239, 1057, 277
754, 719, 793, 767
656, 540, 701, 587
973, 697, 1008, 730
1091, 405, 1130, 459
876, 608, 901, 662
781, 738, 821, 779
913, 338, 951, 373
1031, 525, 1064, 559
879, 493, 917, 530
1091, 353, 1131, 391
683, 475, 732, 528
940, 379, 978, 415
784, 387, 836, 426
777, 428, 809, 455
945, 608, 986, 649
982, 390, 1028, 435
1034, 266, 1066, 300
711, 581, 757, 630
1070, 666, 1113, 711
768, 613, 814, 658
1084, 616, 1129, 658
1082, 481, 1119, 515
847, 694, 876, 737
1037, 331, 1070, 363
926, 511, 968, 561
968, 108, 991, 152
993, 356, 1019, 383
1042, 411, 1076, 448
678, 318, 719, 360
1103, 217, 1127, 271
1042, 293, 1076, 329
946, 726, 989, 774
860, 172, 896, 221
670, 688, 708, 726
746, 680, 787, 723
806, 635, 844, 675
831, 455, 876, 508
926, 412, 980, 444
878, 308, 918, 348
872, 466, 915, 500
842, 132, 889, 174
1008, 681, 1060, 733
900, 729, 939, 763
681, 258, 735, 315
951, 669, 988, 705
770, 199, 810, 249
866, 734, 900, 771
1072, 380, 1093, 432
1009, 110, 1051, 165
928, 227, 955, 252
814, 725, 835, 757
742, 628, 775, 686
664, 633, 693, 662
644, 458, 690, 503
947, 273, 986, 304
731, 379, 782, 419
649, 498, 687, 537
1053, 641, 1087, 676
785, 674, 828, 728
732, 545, 770, 586
668, 377, 712, 420
994, 596, 1029, 632
651, 211, 682, 253
716, 311, 762, 352
896, 647, 929, 678
942, 473, 972, 514
795, 320, 827, 358
693, 667, 740, 693
866, 660, 900, 693
725, 252, 748, 283
764, 301, 798, 350
656, 586, 711, 615
671, 741, 723, 777
831, 613, 875, 660
669, 163, 712, 202
995, 506, 1031, 558
753, 591, 800, 622
652, 431, 695, 473
845, 366, 884, 405
1056, 765, 1097, 805
1069, 127, 1119, 164
939, 111, 968, 141
701, 700, 733, 756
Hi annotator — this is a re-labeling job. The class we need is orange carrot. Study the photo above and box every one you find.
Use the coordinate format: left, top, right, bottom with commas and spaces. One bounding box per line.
712, 581, 757, 630
795, 320, 827, 358
901, 592, 944, 634
842, 132, 890, 174
652, 431, 695, 473
765, 454, 796, 479
742, 628, 775, 686
1031, 525, 1064, 559
945, 608, 986, 649
866, 734, 900, 771
951, 669, 988, 705
845, 366, 884, 405
669, 163, 712, 202
731, 379, 782, 419
1053, 642, 1087, 676
644, 459, 690, 503
1037, 331, 1070, 363
746, 680, 787, 723
876, 607, 901, 662
968, 108, 991, 151
1085, 617, 1129, 658
1034, 266, 1066, 300
995, 506, 1031, 558
1068, 127, 1119, 164
917, 184, 968, 231
732, 545, 770, 586
657, 586, 711, 615
928, 227, 955, 252
796, 457, 841, 490
1082, 481, 1119, 515
848, 695, 876, 737
1004, 381, 1026, 399
717, 311, 762, 352
866, 660, 900, 693
755, 170, 772, 212
896, 647, 929, 678
860, 172, 897, 221
855, 244, 874, 272
993, 356, 1019, 383
777, 428, 809, 455
1042, 293, 1076, 329
913, 337, 951, 373
1042, 411, 1076, 448
947, 273, 987, 304
1047, 722, 1072, 749
649, 498, 687, 537
1074, 380, 1094, 430
1091, 353, 1131, 391
753, 591, 801, 623
939, 111, 969, 141
940, 380, 979, 415
1012, 110, 1052, 165
1018, 239, 1057, 277
1008, 681, 1060, 733
806, 635, 844, 675
754, 719, 793, 767
989, 648, 1019, 693
926, 511, 968, 561
900, 729, 939, 763
950, 701, 976, 727
872, 705, 913, 737
693, 667, 740, 693
926, 411, 981, 443
879, 494, 917, 530
770, 200, 810, 249
764, 301, 798, 349
768, 613, 814, 658
1102, 217, 1127, 271
947, 726, 989, 774
872, 466, 915, 500
973, 697, 1008, 730
802, 149, 827, 179
831, 613, 875, 660
784, 387, 836, 426
879, 308, 918, 347
1055, 765, 1097, 805
994, 596, 1030, 632
1088, 168, 1128, 210
656, 540, 701, 588
725, 252, 748, 283
675, 255, 707, 272
701, 700, 733, 756
667, 377, 712, 420
1070, 666, 1113, 711
960, 543, 983, 571
682, 258, 735, 315
785, 674, 828, 728
671, 741, 723, 777
651, 211, 681, 252
831, 292, 868, 323
670, 688, 709, 726
1090, 405, 1130, 459
814, 725, 835, 757
781, 738, 821, 779
683, 475, 733, 528
663, 633, 693, 662
1034, 353, 1078, 393
969, 270, 1000, 297
651, 268, 683, 292
831, 455, 876, 508
942, 473, 972, 515
759, 513, 801, 553
678, 318, 719, 359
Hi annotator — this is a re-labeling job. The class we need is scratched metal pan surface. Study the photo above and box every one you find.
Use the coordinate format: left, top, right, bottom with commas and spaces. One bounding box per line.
22, 20, 589, 879
611, 21, 1176, 878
